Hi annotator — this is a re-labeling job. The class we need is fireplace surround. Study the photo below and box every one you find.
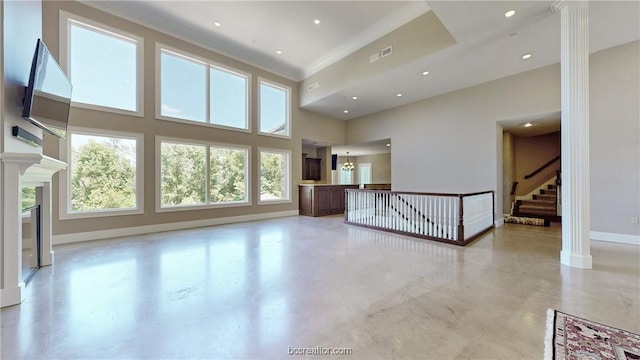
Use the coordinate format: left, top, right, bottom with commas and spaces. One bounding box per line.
0, 152, 66, 307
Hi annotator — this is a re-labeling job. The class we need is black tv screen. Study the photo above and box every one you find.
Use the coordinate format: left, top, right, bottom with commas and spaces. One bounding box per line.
22, 39, 72, 138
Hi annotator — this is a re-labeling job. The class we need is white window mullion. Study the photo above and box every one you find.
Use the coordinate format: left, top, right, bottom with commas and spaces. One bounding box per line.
206, 65, 212, 125
205, 145, 211, 205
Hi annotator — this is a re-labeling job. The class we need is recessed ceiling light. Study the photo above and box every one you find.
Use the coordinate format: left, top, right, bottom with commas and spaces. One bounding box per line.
422, 71, 430, 76
213, 22, 222, 28
343, 110, 349, 114
522, 53, 532, 59
276, 50, 283, 55
524, 122, 533, 127
352, 96, 358, 100
386, 143, 391, 147
396, 93, 403, 97
505, 10, 516, 18
314, 19, 321, 25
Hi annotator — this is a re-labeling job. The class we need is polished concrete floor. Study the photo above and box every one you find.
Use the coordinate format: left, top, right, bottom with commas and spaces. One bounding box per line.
1, 216, 639, 359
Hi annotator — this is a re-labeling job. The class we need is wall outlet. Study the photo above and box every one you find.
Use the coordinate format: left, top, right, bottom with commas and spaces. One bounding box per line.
632, 217, 639, 224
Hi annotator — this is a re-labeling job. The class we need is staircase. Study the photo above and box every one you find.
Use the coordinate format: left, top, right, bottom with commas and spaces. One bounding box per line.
513, 183, 561, 222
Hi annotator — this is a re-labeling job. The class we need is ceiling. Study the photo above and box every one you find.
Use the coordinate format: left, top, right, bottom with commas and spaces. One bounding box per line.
329, 139, 391, 157
85, 0, 639, 133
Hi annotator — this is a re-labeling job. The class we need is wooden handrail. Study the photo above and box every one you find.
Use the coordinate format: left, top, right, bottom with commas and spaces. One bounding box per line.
524, 155, 560, 179
345, 189, 494, 198
510, 182, 518, 195
344, 189, 494, 246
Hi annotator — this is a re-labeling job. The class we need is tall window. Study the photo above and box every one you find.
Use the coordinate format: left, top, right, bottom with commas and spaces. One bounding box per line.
160, 142, 207, 207
160, 51, 207, 122
359, 163, 372, 185
340, 169, 353, 185
67, 130, 142, 216
210, 66, 248, 129
259, 80, 290, 137
209, 146, 247, 203
158, 46, 249, 131
63, 13, 143, 114
259, 149, 290, 203
158, 139, 249, 209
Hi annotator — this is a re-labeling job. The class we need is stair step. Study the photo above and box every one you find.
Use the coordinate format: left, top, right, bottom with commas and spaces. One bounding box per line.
540, 189, 557, 195
520, 199, 555, 206
515, 209, 557, 217
547, 184, 558, 190
518, 205, 556, 213
533, 194, 556, 201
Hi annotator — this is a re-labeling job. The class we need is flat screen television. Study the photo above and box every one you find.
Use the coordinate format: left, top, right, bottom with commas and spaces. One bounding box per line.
21, 39, 72, 138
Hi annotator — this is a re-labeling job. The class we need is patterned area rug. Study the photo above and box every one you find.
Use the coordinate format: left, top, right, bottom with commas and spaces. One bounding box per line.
545, 309, 640, 360
504, 215, 550, 227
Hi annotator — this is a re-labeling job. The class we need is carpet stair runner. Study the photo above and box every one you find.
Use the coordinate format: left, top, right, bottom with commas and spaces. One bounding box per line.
514, 184, 561, 221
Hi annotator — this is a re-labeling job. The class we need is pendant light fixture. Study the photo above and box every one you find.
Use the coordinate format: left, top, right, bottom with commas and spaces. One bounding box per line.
342, 152, 355, 171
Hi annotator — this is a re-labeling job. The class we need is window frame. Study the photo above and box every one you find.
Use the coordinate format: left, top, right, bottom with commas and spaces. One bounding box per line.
258, 147, 291, 205
155, 136, 251, 213
258, 78, 291, 139
59, 10, 144, 117
60, 126, 145, 220
155, 43, 251, 133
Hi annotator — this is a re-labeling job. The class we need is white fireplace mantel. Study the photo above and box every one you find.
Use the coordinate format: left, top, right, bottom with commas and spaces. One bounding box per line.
1, 152, 67, 184
1, 152, 67, 307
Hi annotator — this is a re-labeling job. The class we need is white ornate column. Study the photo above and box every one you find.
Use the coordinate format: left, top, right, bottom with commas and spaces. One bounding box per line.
553, 0, 592, 269
0, 153, 66, 307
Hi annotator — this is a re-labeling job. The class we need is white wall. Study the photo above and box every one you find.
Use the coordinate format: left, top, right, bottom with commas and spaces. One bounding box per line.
2, 0, 43, 154
346, 40, 640, 236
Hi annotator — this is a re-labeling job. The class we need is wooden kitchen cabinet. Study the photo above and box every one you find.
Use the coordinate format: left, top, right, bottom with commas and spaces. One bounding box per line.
303, 158, 321, 181
298, 184, 359, 217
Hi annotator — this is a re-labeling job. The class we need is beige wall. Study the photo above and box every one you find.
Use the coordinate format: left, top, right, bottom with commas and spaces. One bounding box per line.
42, 1, 344, 237
347, 63, 562, 217
590, 41, 640, 236
355, 153, 391, 184
335, 153, 391, 185
514, 131, 561, 196
502, 131, 516, 213
347, 40, 640, 236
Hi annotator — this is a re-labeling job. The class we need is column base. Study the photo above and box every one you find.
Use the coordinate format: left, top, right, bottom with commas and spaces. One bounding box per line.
0, 282, 26, 307
41, 250, 54, 266
561, 250, 593, 269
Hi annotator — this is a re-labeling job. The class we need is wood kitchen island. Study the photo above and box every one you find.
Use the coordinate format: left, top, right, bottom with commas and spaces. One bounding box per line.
298, 184, 359, 217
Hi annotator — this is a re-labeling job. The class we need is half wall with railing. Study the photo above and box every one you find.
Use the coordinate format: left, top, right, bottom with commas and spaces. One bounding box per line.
345, 190, 494, 246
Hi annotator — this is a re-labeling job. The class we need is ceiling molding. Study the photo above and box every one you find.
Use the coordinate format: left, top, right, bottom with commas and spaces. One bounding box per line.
301, 1, 430, 80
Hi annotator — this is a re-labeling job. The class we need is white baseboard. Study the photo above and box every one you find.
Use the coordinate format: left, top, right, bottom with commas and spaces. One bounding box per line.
495, 218, 505, 227
590, 231, 640, 246
53, 210, 299, 245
